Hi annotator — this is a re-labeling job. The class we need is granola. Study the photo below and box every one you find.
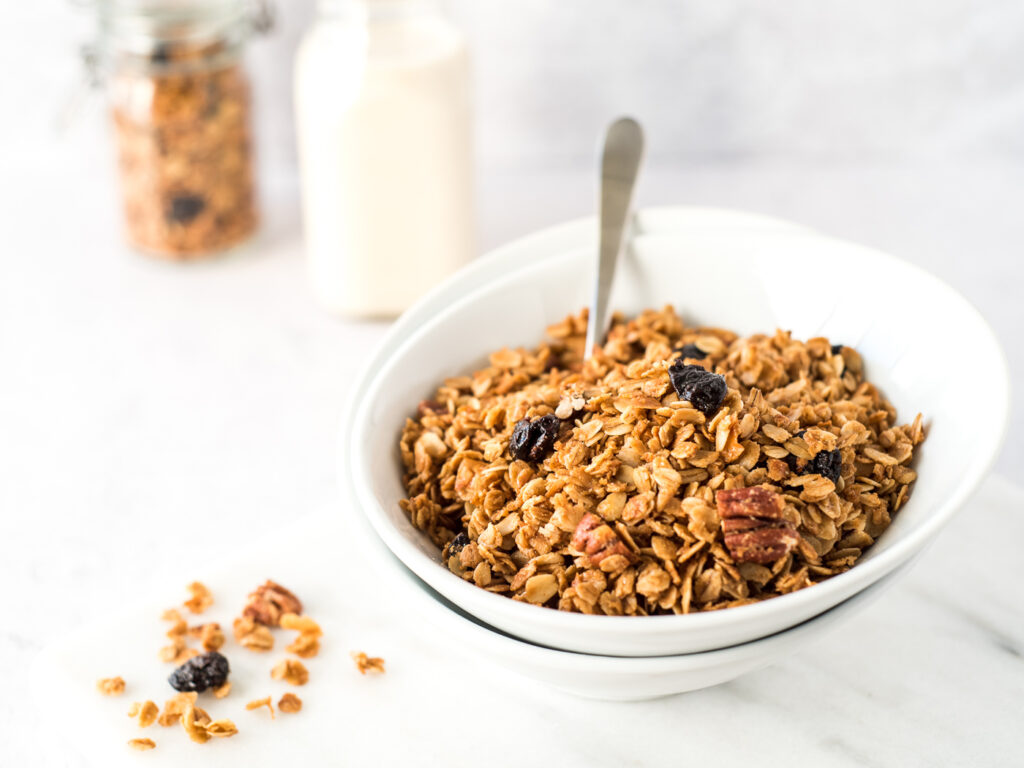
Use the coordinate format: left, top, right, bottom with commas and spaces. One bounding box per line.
245, 696, 275, 719
350, 652, 385, 675
111, 39, 257, 259
97, 677, 126, 696
271, 659, 309, 686
399, 306, 925, 615
278, 693, 302, 714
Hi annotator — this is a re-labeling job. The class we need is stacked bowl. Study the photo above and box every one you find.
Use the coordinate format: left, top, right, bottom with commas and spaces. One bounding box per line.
340, 207, 1008, 700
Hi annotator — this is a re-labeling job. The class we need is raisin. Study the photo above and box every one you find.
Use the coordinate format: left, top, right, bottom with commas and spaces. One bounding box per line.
168, 651, 229, 693
445, 532, 470, 558
806, 448, 842, 483
509, 414, 561, 462
668, 361, 727, 417
168, 195, 205, 224
674, 343, 707, 360
830, 344, 843, 355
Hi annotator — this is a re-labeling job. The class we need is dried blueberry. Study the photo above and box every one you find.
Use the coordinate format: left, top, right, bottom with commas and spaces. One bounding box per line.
509, 414, 561, 463
806, 448, 842, 483
668, 361, 727, 417
674, 343, 707, 360
446, 531, 470, 557
168, 195, 205, 224
830, 344, 843, 355
168, 651, 229, 693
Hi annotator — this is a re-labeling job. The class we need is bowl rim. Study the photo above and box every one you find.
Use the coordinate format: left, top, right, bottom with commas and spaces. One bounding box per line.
341, 206, 1011, 639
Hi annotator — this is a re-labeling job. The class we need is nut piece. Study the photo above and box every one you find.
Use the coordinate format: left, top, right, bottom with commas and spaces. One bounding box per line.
570, 513, 635, 565
278, 693, 302, 714
350, 651, 386, 675
717, 486, 799, 564
233, 616, 274, 652
242, 581, 303, 627
183, 582, 213, 615
97, 676, 125, 696
245, 696, 275, 719
270, 659, 309, 686
127, 738, 156, 751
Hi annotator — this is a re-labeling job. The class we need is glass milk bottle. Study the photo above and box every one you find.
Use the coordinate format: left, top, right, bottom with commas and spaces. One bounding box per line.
295, 0, 474, 317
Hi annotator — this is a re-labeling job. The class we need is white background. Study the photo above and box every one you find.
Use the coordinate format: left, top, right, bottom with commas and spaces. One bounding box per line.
3, 2, 1023, 765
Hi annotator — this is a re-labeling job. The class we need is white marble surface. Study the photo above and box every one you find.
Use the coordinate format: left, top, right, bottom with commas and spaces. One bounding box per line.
3, 162, 1023, 766
28, 475, 1024, 767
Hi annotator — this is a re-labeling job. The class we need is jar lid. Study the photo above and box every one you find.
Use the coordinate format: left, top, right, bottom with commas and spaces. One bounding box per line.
92, 0, 272, 59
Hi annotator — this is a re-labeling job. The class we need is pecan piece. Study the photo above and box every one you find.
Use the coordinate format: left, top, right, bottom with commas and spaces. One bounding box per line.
242, 580, 303, 627
570, 513, 635, 565
717, 486, 799, 564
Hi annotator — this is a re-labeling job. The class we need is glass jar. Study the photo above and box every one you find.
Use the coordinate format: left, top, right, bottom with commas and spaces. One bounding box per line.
295, 0, 474, 316
96, 0, 267, 259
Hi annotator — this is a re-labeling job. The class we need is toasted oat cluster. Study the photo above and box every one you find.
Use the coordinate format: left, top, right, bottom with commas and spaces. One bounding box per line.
99, 579, 339, 752
399, 307, 924, 615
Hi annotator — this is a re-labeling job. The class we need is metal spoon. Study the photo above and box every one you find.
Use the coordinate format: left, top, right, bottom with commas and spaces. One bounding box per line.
584, 117, 645, 360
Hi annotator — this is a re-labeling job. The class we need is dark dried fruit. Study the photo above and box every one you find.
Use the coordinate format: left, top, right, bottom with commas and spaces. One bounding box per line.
674, 343, 707, 360
786, 447, 842, 483
806, 448, 842, 483
445, 532, 470, 558
509, 414, 561, 462
168, 195, 205, 224
830, 343, 843, 355
168, 651, 229, 693
668, 361, 727, 417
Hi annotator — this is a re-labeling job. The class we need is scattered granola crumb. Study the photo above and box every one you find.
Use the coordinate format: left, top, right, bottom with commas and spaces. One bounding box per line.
279, 613, 322, 636
188, 622, 225, 652
286, 632, 320, 659
184, 582, 214, 614
127, 738, 156, 751
128, 701, 159, 728
245, 696, 275, 719
97, 677, 126, 696
181, 703, 212, 743
233, 616, 274, 652
164, 611, 188, 639
158, 692, 197, 727
243, 581, 303, 627
205, 719, 239, 738
270, 659, 309, 686
350, 652, 385, 675
213, 681, 231, 699
158, 637, 199, 664
278, 693, 302, 714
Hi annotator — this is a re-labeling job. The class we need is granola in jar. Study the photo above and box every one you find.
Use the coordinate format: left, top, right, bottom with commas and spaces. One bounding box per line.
99, 0, 264, 259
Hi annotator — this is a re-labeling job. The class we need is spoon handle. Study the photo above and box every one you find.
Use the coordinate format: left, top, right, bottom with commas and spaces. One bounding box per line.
585, 117, 645, 359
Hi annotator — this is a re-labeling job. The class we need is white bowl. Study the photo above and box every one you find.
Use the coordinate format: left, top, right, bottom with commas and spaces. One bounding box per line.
343, 207, 1009, 656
